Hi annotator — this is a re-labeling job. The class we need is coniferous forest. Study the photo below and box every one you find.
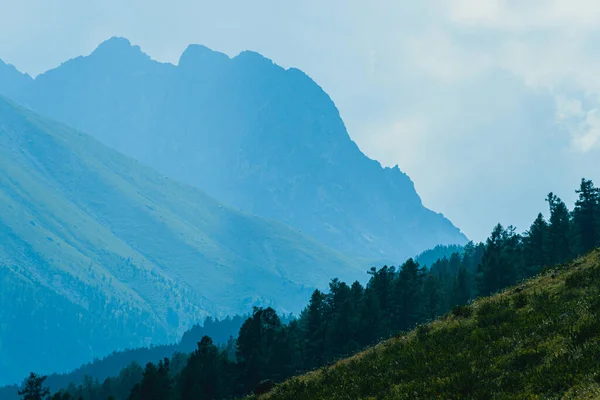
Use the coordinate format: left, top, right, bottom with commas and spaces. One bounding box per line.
13, 178, 600, 400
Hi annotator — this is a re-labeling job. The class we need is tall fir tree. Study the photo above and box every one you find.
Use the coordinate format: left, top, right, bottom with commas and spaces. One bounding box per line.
522, 213, 549, 275
179, 336, 231, 400
478, 224, 505, 296
572, 178, 600, 254
478, 224, 521, 296
358, 286, 382, 345
128, 361, 170, 400
302, 290, 328, 369
546, 193, 573, 264
452, 265, 471, 307
326, 279, 353, 358
423, 273, 441, 320
236, 307, 284, 391
347, 281, 365, 352
367, 266, 395, 336
448, 252, 462, 275
395, 259, 424, 331
19, 373, 50, 400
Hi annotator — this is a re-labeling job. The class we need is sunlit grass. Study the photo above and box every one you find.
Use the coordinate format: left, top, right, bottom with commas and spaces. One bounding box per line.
256, 250, 600, 400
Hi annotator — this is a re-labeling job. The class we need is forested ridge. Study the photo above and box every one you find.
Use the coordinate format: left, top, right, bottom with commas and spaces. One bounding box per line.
0, 316, 247, 399
260, 249, 600, 399
13, 178, 600, 400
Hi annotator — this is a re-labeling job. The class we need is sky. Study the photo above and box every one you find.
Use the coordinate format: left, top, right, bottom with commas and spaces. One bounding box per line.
1, 0, 599, 241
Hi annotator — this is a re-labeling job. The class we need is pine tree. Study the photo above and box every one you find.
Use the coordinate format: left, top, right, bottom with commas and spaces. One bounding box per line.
395, 259, 424, 331
127, 359, 171, 400
236, 307, 284, 390
448, 252, 462, 275
572, 179, 600, 254
363, 266, 395, 340
462, 242, 485, 274
18, 373, 50, 400
522, 213, 549, 275
429, 256, 452, 310
281, 319, 304, 375
368, 266, 395, 317
479, 224, 520, 296
546, 193, 573, 264
504, 225, 523, 284
358, 286, 382, 345
179, 336, 230, 400
115, 362, 143, 400
452, 265, 471, 307
423, 273, 441, 320
303, 290, 328, 368
326, 279, 353, 358
156, 358, 172, 399
347, 281, 365, 351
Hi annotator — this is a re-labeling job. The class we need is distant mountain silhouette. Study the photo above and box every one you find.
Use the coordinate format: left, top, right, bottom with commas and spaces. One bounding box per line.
0, 37, 467, 260
0, 96, 364, 385
0, 59, 31, 99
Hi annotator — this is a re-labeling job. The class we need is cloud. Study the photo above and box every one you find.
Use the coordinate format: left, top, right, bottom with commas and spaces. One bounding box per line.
572, 113, 600, 152
560, 105, 600, 153
555, 96, 584, 120
448, 0, 600, 30
554, 95, 600, 152
403, 29, 493, 83
433, 1, 600, 157
360, 116, 430, 171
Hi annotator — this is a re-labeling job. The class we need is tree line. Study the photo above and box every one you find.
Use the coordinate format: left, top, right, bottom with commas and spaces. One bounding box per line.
18, 178, 600, 400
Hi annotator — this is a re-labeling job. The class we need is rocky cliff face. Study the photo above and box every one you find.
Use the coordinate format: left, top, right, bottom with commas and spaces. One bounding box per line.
1, 37, 467, 260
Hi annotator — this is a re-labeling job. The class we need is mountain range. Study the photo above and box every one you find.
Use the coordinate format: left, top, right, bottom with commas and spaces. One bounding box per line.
0, 37, 467, 262
0, 96, 364, 385
0, 38, 469, 385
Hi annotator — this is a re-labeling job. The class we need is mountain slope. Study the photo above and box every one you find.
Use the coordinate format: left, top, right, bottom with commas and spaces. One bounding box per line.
0, 315, 245, 400
258, 250, 600, 399
0, 96, 365, 385
0, 59, 31, 100
0, 37, 467, 261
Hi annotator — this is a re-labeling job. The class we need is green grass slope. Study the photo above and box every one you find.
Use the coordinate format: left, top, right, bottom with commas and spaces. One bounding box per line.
258, 250, 600, 399
0, 96, 365, 384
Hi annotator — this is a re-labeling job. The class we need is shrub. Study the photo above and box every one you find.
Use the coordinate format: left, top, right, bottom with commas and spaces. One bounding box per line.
511, 348, 545, 371
512, 293, 528, 309
416, 324, 431, 341
571, 318, 600, 345
566, 270, 588, 289
452, 305, 473, 318
476, 300, 516, 328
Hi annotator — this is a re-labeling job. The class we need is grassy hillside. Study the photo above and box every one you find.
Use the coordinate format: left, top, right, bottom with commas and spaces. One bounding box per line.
0, 96, 365, 385
257, 249, 600, 399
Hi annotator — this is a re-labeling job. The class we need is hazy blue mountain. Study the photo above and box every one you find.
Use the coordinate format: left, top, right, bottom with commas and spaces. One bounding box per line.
0, 59, 31, 99
0, 37, 467, 261
415, 244, 465, 269
0, 315, 245, 400
0, 96, 365, 385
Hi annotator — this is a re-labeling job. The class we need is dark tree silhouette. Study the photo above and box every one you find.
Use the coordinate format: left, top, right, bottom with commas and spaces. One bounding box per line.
19, 373, 50, 400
